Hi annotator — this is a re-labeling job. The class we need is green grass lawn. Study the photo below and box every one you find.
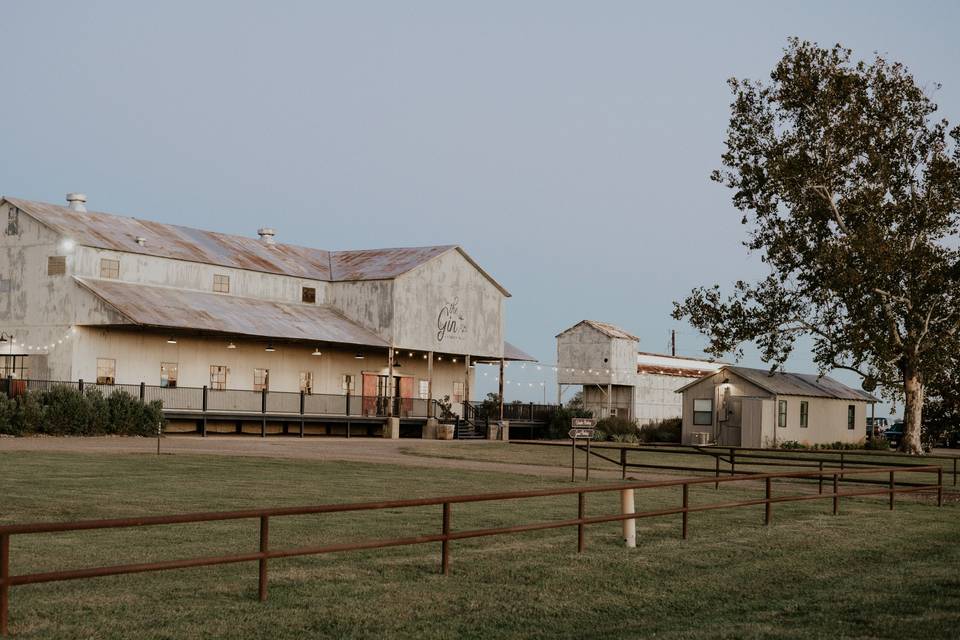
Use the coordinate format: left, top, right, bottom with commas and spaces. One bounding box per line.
1, 449, 958, 639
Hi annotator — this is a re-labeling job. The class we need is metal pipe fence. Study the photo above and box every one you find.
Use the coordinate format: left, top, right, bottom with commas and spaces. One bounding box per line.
0, 464, 942, 636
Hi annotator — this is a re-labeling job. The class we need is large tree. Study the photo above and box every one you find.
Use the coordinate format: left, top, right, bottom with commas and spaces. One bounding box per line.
673, 39, 960, 454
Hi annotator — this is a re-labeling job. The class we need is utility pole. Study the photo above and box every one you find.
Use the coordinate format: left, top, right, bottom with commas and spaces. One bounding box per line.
671, 330, 676, 357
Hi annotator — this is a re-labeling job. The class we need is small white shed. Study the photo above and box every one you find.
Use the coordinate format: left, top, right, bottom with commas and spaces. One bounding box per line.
677, 366, 877, 448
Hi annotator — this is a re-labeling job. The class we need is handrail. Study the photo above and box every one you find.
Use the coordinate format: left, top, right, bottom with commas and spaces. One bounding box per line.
0, 464, 943, 636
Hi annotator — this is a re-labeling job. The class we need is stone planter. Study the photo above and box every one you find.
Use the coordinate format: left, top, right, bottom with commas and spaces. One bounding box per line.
437, 424, 455, 440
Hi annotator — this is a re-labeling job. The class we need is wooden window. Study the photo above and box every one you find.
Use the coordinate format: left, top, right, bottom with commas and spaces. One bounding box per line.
213, 274, 230, 293
96, 358, 116, 385
99, 258, 120, 279
209, 365, 227, 391
800, 401, 809, 428
302, 286, 316, 303
299, 371, 313, 394
778, 400, 788, 428
254, 368, 270, 392
341, 374, 355, 393
693, 398, 712, 425
418, 379, 430, 400
452, 381, 465, 404
47, 256, 66, 276
160, 362, 178, 388
847, 405, 856, 430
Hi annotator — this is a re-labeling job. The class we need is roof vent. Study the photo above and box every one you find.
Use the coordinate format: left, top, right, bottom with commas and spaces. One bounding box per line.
66, 193, 87, 212
257, 227, 276, 245
135, 236, 147, 246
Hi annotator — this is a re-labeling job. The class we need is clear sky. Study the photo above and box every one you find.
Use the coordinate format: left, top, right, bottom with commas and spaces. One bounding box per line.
3, 1, 958, 413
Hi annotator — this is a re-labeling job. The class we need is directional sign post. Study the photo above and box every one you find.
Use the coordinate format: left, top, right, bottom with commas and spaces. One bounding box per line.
569, 418, 597, 482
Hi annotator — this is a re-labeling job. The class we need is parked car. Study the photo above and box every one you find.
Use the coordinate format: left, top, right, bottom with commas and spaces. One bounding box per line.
866, 416, 890, 440
883, 421, 906, 448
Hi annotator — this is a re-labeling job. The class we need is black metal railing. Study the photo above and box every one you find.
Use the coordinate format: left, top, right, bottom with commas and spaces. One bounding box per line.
466, 401, 560, 423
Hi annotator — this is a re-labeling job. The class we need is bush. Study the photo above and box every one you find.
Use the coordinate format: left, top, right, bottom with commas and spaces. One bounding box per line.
864, 436, 891, 451
547, 406, 593, 439
638, 418, 681, 443
595, 416, 638, 441
0, 386, 165, 437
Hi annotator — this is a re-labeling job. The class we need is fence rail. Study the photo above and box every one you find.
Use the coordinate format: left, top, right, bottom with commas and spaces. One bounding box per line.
0, 464, 942, 636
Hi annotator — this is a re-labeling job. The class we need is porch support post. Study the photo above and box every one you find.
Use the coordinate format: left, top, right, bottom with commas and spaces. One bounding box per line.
498, 358, 505, 422
387, 346, 395, 417
427, 351, 434, 418
606, 383, 612, 418
463, 355, 471, 415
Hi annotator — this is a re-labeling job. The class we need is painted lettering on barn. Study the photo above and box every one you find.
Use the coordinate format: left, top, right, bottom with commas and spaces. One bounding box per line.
436, 297, 467, 342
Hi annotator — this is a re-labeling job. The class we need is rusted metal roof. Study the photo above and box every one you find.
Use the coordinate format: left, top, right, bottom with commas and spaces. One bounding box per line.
74, 277, 389, 348
6, 198, 510, 292
677, 365, 878, 402
556, 320, 640, 341
503, 341, 536, 362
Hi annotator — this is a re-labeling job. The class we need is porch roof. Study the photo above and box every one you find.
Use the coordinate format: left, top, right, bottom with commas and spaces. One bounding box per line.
74, 277, 390, 348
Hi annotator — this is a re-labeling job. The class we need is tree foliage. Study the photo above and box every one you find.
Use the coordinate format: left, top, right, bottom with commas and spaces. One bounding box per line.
673, 39, 960, 453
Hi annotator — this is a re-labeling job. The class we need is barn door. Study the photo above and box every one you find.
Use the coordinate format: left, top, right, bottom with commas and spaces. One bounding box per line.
362, 373, 378, 416
399, 376, 415, 417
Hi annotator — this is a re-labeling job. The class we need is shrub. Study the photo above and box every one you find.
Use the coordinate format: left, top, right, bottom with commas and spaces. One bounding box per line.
595, 416, 638, 441
11, 393, 42, 434
864, 437, 890, 451
547, 406, 593, 439
37, 385, 94, 435
0, 394, 17, 435
0, 386, 165, 437
638, 418, 681, 443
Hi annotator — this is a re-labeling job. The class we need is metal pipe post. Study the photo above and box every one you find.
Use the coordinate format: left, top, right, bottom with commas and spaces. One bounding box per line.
621, 489, 636, 548
441, 503, 451, 575
764, 477, 772, 525
681, 484, 689, 539
832, 473, 839, 515
577, 493, 585, 553
258, 516, 269, 601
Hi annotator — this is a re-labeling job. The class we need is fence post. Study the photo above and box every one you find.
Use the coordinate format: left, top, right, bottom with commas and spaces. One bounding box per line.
441, 503, 451, 575
78, 378, 84, 393
258, 516, 269, 601
818, 461, 824, 494
201, 386, 208, 438
621, 489, 636, 548
299, 391, 305, 438
1, 533, 9, 637
682, 483, 689, 539
261, 389, 267, 437
620, 448, 627, 480
730, 449, 736, 476
764, 477, 772, 525
139, 381, 145, 403
938, 468, 944, 507
577, 492, 585, 553
953, 458, 957, 487
889, 471, 895, 510
714, 456, 720, 490
832, 473, 839, 515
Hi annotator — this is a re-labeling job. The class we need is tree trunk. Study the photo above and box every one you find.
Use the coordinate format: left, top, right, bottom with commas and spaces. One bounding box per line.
901, 371, 925, 455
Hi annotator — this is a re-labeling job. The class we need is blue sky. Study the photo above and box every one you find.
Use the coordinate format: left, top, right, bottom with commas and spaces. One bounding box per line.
3, 1, 958, 412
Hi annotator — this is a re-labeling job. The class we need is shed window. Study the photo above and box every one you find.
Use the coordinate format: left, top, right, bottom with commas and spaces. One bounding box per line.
209, 365, 227, 391
47, 256, 66, 276
693, 398, 712, 425
452, 381, 465, 404
800, 401, 809, 428
254, 368, 270, 392
302, 287, 316, 303
341, 374, 355, 393
99, 258, 120, 279
419, 379, 430, 400
778, 400, 788, 428
847, 405, 856, 430
160, 362, 178, 388
213, 274, 230, 293
96, 358, 116, 385
299, 371, 313, 394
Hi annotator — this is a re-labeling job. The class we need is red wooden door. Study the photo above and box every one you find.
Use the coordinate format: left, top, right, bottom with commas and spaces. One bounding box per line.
362, 373, 378, 416
399, 376, 414, 416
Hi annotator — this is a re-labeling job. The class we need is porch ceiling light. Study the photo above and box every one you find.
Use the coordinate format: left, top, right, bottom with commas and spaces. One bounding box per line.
355, 352, 364, 359
265, 343, 276, 352
166, 336, 177, 344
312, 347, 322, 356
227, 342, 237, 349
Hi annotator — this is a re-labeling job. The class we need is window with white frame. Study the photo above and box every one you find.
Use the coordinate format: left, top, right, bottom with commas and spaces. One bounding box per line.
778, 400, 788, 428
693, 398, 712, 425
209, 365, 227, 391
299, 371, 313, 394
160, 362, 178, 388
99, 258, 120, 279
96, 358, 116, 385
213, 274, 230, 293
452, 381, 465, 404
847, 405, 856, 430
254, 368, 269, 392
800, 401, 809, 428
418, 379, 430, 400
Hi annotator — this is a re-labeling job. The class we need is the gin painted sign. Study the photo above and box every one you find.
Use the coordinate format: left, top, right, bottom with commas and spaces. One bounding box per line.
436, 297, 468, 343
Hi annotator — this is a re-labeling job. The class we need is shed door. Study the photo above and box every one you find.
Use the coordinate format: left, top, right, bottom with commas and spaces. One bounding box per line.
719, 397, 742, 446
